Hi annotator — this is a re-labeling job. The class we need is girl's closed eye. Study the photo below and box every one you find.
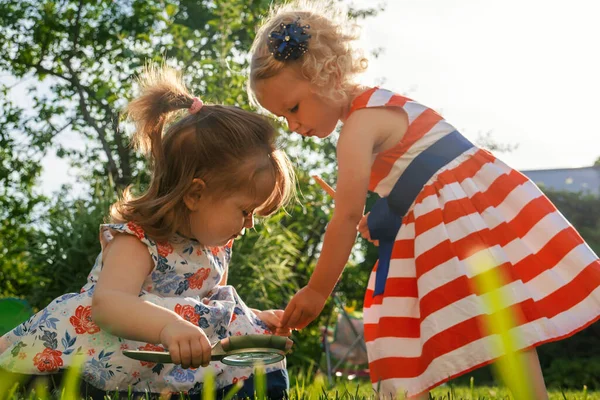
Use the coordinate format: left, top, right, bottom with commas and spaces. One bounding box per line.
289, 104, 299, 113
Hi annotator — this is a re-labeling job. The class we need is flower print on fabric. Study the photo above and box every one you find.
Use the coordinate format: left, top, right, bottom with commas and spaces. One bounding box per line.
33, 348, 63, 372
70, 306, 100, 335
0, 222, 286, 393
174, 304, 200, 325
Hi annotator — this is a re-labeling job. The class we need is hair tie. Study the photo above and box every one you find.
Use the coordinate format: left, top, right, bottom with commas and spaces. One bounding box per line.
189, 97, 204, 114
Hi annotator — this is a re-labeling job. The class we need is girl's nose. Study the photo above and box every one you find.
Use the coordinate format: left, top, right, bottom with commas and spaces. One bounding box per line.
244, 215, 255, 229
286, 118, 300, 133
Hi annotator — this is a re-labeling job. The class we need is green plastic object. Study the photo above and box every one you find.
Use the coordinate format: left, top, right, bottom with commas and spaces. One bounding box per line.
0, 298, 33, 336
123, 334, 293, 366
224, 334, 289, 352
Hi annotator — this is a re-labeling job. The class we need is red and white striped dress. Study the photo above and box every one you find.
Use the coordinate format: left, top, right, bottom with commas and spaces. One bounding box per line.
357, 87, 600, 397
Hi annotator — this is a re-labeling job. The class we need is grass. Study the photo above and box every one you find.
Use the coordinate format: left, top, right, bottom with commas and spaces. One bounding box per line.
295, 373, 599, 400
2, 366, 599, 400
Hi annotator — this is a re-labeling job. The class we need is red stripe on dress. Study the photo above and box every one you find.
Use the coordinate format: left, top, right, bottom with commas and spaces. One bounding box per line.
411, 225, 585, 321
513, 227, 585, 283
412, 183, 551, 248
349, 87, 378, 114
364, 277, 418, 307
364, 316, 420, 342
411, 170, 529, 237
368, 315, 484, 379
434, 149, 497, 184
535, 259, 600, 318
386, 95, 410, 108
366, 278, 418, 306
370, 108, 444, 190
367, 259, 600, 381
402, 149, 500, 224
412, 169, 537, 237
391, 239, 415, 259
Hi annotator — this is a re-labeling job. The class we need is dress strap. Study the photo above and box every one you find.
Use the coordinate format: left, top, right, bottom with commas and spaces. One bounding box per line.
347, 87, 412, 118
368, 131, 475, 297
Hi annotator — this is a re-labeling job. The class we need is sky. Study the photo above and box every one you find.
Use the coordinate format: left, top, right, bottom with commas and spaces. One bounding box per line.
6, 0, 600, 196
355, 0, 600, 171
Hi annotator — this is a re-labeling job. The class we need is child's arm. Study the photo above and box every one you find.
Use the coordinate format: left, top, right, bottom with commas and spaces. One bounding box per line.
92, 234, 211, 368
283, 108, 400, 329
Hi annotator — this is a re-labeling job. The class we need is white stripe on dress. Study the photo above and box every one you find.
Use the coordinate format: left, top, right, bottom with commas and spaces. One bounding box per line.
366, 89, 394, 108
372, 285, 600, 397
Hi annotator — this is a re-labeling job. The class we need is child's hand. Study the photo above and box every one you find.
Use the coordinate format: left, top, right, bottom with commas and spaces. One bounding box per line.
282, 286, 328, 330
255, 309, 292, 336
357, 212, 379, 246
159, 318, 212, 369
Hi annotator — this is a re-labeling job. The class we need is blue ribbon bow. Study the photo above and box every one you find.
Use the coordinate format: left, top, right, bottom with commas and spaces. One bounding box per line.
268, 20, 311, 61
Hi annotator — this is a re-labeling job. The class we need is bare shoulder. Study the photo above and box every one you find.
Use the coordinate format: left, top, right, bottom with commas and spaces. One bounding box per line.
105, 232, 150, 255
96, 233, 154, 294
341, 106, 408, 153
102, 233, 153, 270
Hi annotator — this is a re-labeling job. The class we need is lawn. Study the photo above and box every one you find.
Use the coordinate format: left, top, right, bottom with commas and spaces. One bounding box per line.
297, 375, 598, 400
2, 369, 598, 399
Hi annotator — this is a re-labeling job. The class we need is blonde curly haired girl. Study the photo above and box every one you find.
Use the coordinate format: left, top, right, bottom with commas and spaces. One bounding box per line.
248, 1, 600, 399
249, 0, 367, 109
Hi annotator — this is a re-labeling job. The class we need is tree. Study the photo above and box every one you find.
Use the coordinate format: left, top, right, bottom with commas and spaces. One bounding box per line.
0, 0, 287, 191
0, 84, 46, 299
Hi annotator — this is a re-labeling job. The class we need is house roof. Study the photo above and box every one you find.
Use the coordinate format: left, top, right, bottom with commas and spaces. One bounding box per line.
521, 166, 600, 195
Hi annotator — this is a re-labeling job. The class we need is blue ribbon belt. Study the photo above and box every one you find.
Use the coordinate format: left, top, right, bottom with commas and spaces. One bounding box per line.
367, 131, 474, 296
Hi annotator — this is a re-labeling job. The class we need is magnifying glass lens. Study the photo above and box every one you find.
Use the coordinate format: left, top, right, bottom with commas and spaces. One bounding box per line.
221, 352, 284, 366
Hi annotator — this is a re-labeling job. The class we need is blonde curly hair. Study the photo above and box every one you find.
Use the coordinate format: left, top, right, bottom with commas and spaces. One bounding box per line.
248, 0, 368, 107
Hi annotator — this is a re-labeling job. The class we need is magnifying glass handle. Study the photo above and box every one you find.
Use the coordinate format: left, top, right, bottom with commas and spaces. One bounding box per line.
312, 175, 336, 199
210, 340, 226, 360
123, 335, 294, 363
220, 335, 293, 352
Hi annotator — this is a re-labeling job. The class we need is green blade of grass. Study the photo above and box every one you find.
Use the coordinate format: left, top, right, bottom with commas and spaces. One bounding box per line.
202, 369, 215, 400
60, 353, 84, 400
222, 381, 244, 400
254, 364, 266, 400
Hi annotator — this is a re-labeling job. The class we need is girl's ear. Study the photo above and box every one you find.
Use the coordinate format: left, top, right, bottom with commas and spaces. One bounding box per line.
183, 178, 206, 211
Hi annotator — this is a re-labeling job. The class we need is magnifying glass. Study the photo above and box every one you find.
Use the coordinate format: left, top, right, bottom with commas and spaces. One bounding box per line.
123, 334, 293, 367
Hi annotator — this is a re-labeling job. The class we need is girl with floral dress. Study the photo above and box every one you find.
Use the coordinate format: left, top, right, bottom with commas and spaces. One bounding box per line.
0, 65, 295, 399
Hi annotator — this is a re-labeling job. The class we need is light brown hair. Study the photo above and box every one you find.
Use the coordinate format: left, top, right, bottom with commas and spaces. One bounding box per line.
111, 65, 295, 242
248, 0, 368, 107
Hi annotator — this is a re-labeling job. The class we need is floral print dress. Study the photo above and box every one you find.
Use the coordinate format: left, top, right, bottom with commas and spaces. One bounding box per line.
0, 222, 284, 393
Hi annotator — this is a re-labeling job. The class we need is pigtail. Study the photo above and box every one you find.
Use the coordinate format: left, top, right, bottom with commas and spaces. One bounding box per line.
112, 65, 197, 240
126, 65, 193, 165
113, 64, 296, 243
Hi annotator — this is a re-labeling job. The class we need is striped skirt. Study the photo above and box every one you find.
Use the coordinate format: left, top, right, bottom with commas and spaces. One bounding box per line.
363, 147, 600, 397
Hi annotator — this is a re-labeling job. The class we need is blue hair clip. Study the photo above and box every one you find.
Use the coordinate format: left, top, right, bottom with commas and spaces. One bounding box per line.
268, 19, 311, 61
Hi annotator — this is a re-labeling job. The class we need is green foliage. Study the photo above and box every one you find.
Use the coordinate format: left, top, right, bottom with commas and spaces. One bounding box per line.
543, 189, 600, 255
544, 357, 600, 390
535, 189, 600, 390
0, 85, 46, 300
26, 184, 115, 311
0, 0, 275, 190
229, 211, 303, 311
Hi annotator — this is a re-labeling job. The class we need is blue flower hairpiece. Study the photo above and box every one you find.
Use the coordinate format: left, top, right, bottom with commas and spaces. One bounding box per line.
268, 19, 311, 61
